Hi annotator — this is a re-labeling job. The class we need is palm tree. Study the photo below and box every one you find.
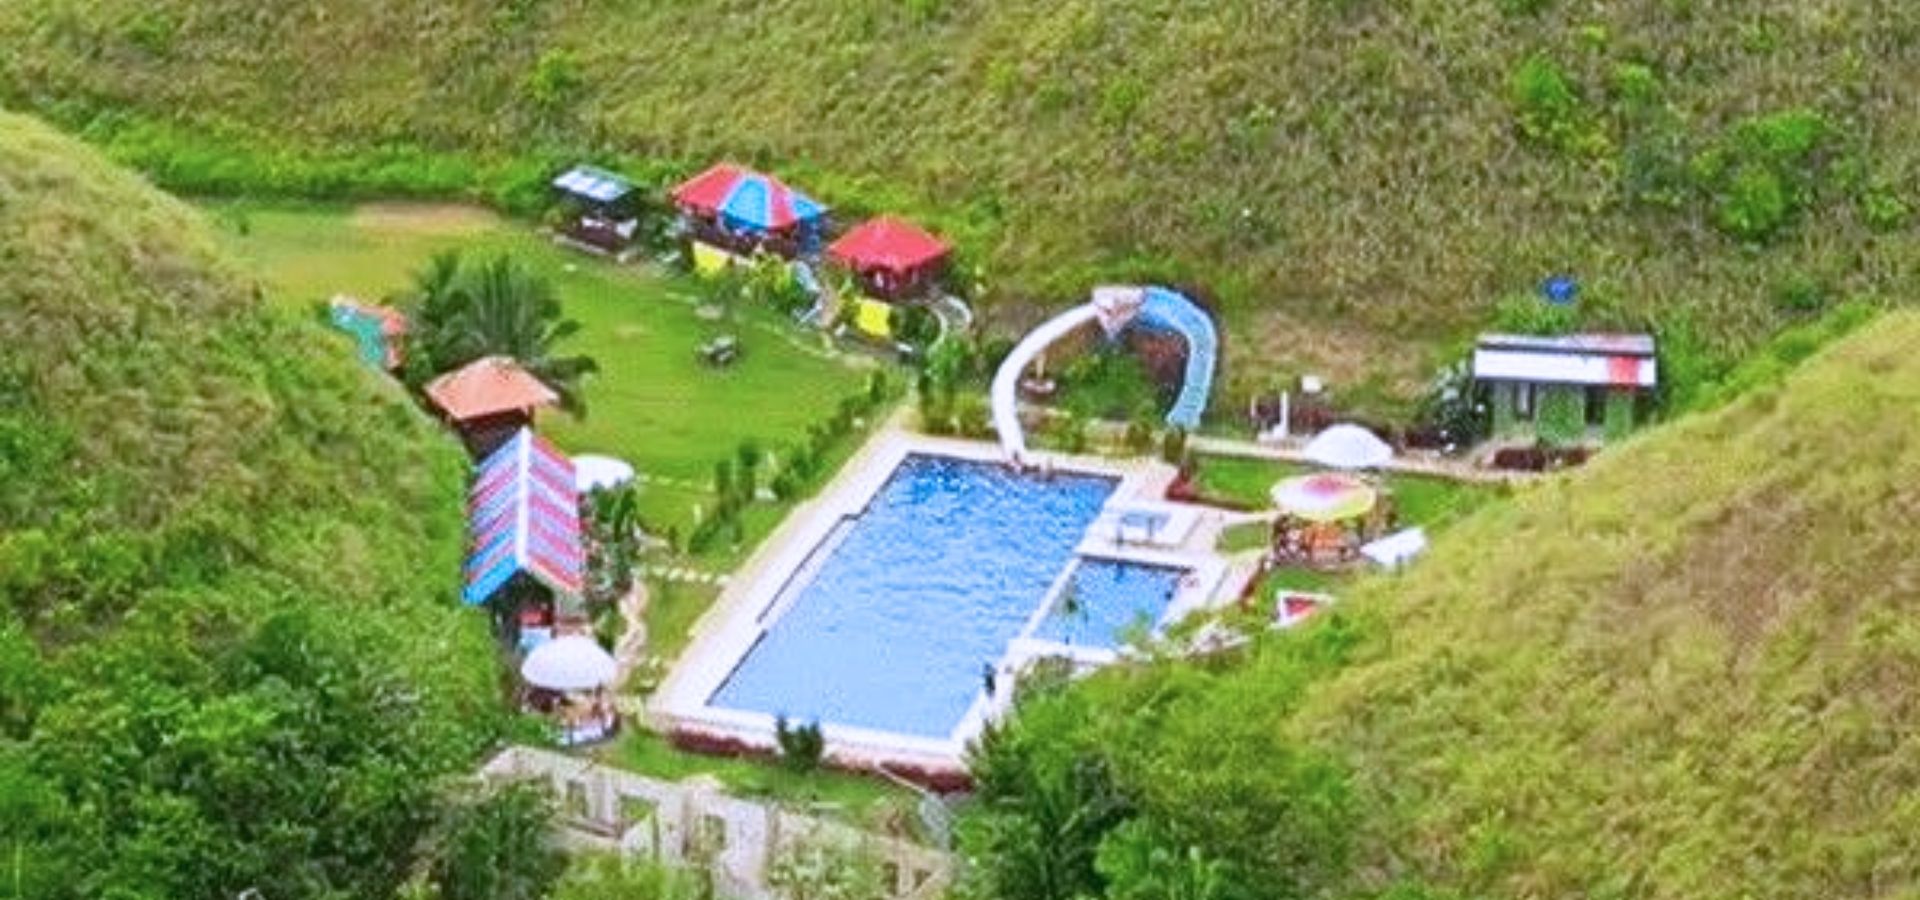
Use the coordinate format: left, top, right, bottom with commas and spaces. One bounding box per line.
404, 252, 600, 415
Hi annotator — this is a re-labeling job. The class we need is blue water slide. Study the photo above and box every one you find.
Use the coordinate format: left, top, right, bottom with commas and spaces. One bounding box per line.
1135, 287, 1217, 429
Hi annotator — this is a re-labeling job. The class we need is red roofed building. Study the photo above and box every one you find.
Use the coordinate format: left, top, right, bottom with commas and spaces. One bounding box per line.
829, 216, 951, 300
425, 356, 561, 458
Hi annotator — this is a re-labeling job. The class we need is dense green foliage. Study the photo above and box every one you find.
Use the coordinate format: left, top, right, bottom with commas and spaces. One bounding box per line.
401, 250, 600, 413
412, 781, 568, 900
977, 312, 1920, 898
0, 112, 503, 898
5, 0, 1916, 404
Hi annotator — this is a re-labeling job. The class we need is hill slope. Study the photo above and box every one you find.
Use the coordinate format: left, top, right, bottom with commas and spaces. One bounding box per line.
0, 111, 500, 898
3, 0, 1916, 396
1295, 309, 1920, 897
964, 310, 1920, 900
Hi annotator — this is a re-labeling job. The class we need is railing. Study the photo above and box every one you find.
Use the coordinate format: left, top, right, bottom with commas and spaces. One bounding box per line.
481, 746, 953, 900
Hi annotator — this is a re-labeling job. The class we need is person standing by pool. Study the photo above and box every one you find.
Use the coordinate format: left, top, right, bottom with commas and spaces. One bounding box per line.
982, 661, 997, 696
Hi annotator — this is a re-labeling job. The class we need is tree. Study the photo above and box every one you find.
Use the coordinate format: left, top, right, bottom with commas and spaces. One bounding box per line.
585, 484, 643, 604
774, 714, 826, 774
404, 253, 599, 414
417, 780, 566, 900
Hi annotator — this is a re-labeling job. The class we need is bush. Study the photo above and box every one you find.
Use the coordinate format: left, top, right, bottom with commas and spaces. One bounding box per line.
1509, 56, 1599, 155
773, 715, 826, 774
525, 49, 585, 113
1160, 427, 1188, 465
954, 392, 993, 438
1491, 293, 1578, 336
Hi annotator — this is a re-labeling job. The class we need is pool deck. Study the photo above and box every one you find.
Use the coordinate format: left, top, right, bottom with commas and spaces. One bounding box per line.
649, 422, 1235, 778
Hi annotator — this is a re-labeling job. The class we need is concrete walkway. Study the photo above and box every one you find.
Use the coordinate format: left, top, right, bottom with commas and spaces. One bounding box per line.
612, 579, 653, 690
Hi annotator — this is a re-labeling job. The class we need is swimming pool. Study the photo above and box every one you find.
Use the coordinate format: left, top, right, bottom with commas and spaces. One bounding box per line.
707, 454, 1117, 738
1031, 558, 1186, 649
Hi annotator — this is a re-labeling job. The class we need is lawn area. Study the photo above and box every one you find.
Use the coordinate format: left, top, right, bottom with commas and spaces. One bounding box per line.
596, 731, 915, 823
643, 577, 720, 664
1192, 454, 1503, 533
208, 201, 880, 567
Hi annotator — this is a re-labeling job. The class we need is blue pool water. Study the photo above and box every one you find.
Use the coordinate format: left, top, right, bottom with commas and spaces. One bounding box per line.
1031, 559, 1185, 649
709, 454, 1117, 738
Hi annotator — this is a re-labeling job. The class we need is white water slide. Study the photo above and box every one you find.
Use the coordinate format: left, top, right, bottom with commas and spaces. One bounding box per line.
991, 286, 1218, 463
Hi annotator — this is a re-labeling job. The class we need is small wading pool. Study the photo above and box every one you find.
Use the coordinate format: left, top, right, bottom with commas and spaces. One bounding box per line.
707, 454, 1118, 739
1031, 558, 1187, 649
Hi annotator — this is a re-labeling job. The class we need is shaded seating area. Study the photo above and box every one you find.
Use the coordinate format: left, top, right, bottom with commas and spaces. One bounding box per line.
520, 634, 620, 747
552, 165, 643, 257
425, 355, 561, 458
828, 215, 950, 301
1267, 472, 1396, 569
672, 163, 828, 261
463, 427, 586, 616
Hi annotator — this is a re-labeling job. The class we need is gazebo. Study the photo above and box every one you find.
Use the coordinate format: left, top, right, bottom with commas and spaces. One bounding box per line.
551, 164, 643, 258
1267, 472, 1393, 569
519, 634, 620, 746
464, 427, 585, 647
672, 162, 828, 260
424, 356, 560, 458
828, 216, 951, 301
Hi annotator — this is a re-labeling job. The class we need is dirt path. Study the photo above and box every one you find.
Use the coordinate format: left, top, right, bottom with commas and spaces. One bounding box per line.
349, 201, 504, 236
612, 579, 652, 691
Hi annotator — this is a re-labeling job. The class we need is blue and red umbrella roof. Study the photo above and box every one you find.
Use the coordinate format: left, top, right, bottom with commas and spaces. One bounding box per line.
673, 162, 827, 232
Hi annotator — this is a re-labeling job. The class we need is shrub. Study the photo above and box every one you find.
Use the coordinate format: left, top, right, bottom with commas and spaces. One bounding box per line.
773, 715, 826, 774
1509, 56, 1593, 155
954, 392, 993, 438
1534, 385, 1585, 447
1714, 163, 1792, 241
1491, 292, 1578, 336
1771, 273, 1829, 315
1160, 427, 1188, 465
525, 49, 585, 113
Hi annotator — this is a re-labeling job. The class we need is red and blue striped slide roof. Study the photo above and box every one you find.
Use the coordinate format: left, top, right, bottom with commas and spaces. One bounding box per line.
464, 428, 585, 606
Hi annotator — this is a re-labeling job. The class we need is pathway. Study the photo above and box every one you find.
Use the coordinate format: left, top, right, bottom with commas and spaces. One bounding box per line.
640, 564, 731, 586
612, 579, 653, 690
1189, 434, 1541, 485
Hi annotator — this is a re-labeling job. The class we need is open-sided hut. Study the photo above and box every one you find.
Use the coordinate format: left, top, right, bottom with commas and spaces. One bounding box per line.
828, 215, 951, 301
424, 355, 560, 459
672, 162, 828, 261
551, 164, 643, 258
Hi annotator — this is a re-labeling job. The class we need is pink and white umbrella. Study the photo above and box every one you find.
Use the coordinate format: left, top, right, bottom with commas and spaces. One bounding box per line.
1270, 472, 1378, 523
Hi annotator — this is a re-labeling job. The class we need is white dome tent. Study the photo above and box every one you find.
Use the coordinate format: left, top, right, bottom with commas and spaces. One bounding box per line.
520, 634, 618, 692
1302, 424, 1394, 470
572, 454, 636, 493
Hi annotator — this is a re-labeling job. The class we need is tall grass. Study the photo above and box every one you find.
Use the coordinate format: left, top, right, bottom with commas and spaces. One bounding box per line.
3, 0, 1916, 410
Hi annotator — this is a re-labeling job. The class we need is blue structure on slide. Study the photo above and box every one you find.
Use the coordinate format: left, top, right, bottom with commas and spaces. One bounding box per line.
1130, 287, 1217, 429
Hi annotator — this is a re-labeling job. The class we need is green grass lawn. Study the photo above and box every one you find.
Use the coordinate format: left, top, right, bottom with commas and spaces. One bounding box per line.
1215, 521, 1271, 554
643, 577, 720, 664
1193, 454, 1502, 533
208, 201, 878, 569
597, 731, 914, 822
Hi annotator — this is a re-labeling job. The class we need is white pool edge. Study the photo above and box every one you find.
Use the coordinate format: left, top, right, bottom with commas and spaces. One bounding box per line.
649, 428, 1229, 778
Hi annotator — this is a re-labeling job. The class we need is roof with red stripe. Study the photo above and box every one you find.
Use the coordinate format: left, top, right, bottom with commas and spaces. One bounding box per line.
828, 216, 951, 276
463, 428, 584, 605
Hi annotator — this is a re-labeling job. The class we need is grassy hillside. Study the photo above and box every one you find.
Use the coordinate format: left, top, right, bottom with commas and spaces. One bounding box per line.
0, 112, 502, 898
1291, 308, 1920, 897
963, 309, 1920, 900
3, 0, 1915, 402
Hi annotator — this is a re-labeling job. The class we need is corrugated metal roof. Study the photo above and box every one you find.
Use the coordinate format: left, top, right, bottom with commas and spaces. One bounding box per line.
1473, 347, 1658, 387
552, 165, 636, 204
1477, 332, 1656, 356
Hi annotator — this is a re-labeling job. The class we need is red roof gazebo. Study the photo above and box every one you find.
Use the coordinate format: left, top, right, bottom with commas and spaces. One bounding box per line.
425, 356, 561, 458
828, 216, 951, 300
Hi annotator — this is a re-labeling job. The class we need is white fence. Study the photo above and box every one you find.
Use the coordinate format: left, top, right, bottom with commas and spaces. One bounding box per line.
480, 746, 953, 900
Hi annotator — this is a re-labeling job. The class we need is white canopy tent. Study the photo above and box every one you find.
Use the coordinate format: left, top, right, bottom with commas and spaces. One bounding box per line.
1360, 527, 1428, 570
572, 454, 636, 493
1302, 424, 1393, 470
520, 635, 618, 691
